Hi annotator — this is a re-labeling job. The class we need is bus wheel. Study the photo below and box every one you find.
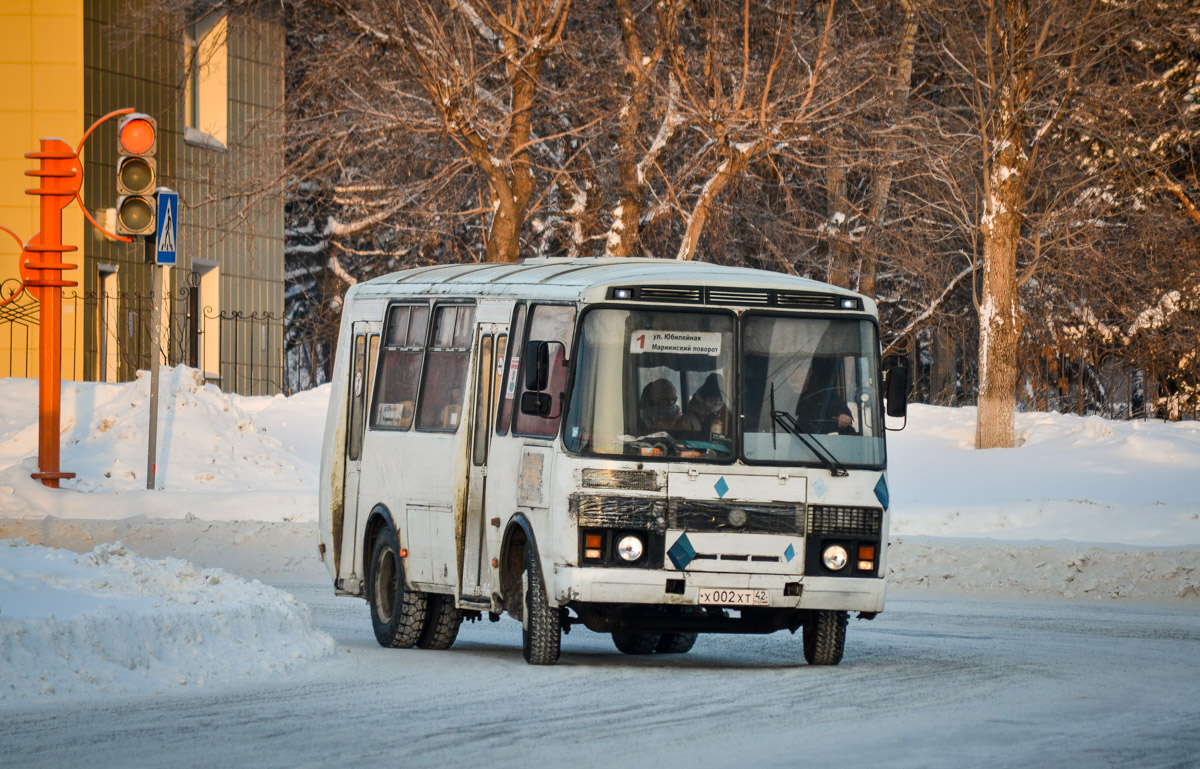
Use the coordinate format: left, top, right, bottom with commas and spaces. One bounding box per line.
655, 632, 699, 654
368, 527, 428, 648
417, 594, 463, 650
803, 610, 847, 666
521, 545, 561, 665
612, 631, 661, 654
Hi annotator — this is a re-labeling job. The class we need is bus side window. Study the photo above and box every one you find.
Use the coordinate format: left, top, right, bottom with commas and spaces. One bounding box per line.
372, 305, 428, 429
472, 335, 494, 466
514, 305, 576, 437
496, 304, 526, 436
347, 334, 367, 461
417, 304, 476, 431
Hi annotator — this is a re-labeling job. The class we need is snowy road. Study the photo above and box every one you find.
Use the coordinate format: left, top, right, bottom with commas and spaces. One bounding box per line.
3, 582, 1197, 769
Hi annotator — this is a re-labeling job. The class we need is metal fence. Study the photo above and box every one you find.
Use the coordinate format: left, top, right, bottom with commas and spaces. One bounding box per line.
1, 275, 288, 396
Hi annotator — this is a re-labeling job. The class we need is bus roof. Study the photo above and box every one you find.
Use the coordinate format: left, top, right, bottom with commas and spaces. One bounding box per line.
351, 257, 874, 313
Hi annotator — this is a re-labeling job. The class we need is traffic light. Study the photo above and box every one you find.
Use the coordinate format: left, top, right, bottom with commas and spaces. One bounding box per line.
116, 113, 157, 236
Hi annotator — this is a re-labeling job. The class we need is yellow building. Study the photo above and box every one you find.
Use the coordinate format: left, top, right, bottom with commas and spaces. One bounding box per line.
0, 1, 285, 394
0, 0, 86, 380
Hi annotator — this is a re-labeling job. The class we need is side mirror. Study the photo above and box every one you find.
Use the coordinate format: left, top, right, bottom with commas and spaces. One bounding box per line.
524, 340, 551, 391
885, 364, 909, 418
520, 391, 554, 417
519, 340, 565, 418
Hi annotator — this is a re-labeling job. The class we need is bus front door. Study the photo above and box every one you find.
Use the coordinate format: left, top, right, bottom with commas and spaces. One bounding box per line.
461, 323, 506, 606
341, 322, 378, 593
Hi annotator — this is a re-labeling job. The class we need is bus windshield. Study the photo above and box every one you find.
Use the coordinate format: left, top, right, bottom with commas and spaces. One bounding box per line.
740, 314, 884, 468
563, 308, 884, 469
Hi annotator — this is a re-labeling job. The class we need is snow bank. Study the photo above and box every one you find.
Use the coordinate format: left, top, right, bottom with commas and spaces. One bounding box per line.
888, 404, 1200, 547
887, 537, 1200, 601
0, 539, 335, 701
0, 368, 323, 513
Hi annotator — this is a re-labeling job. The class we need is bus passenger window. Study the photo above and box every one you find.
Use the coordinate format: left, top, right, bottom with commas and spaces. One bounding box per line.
496, 304, 526, 436
417, 304, 477, 431
372, 304, 428, 429
514, 305, 576, 437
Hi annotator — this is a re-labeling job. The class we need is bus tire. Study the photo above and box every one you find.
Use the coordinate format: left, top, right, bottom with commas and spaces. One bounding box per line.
417, 594, 463, 650
655, 632, 699, 654
612, 631, 661, 655
803, 610, 847, 666
368, 527, 428, 649
521, 545, 561, 665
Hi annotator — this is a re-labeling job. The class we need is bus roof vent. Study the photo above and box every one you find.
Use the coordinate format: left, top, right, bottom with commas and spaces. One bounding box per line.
634, 286, 704, 303
706, 288, 772, 306
776, 291, 841, 309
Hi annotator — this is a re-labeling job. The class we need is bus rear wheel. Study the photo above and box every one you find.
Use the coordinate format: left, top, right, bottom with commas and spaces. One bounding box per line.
521, 545, 561, 665
418, 594, 463, 650
803, 610, 847, 666
368, 527, 428, 648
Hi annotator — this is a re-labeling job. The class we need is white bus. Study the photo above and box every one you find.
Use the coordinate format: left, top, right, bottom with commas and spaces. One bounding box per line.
318, 257, 907, 665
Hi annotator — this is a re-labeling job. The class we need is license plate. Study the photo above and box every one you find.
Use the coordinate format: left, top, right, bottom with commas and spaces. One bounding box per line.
697, 588, 769, 606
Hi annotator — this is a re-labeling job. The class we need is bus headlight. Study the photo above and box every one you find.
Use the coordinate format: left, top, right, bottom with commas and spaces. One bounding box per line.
822, 544, 848, 571
616, 535, 645, 562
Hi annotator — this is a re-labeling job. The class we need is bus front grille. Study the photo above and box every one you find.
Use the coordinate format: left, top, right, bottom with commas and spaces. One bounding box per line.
806, 505, 883, 536
571, 494, 667, 531
668, 500, 805, 535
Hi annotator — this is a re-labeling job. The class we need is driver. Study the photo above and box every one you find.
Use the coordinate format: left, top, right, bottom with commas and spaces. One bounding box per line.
782, 360, 854, 434
639, 378, 683, 433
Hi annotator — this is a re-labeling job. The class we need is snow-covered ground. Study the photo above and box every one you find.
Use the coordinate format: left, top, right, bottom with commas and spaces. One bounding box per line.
1, 368, 1198, 706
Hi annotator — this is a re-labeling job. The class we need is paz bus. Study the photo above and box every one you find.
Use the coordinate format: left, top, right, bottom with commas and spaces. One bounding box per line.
318, 257, 907, 665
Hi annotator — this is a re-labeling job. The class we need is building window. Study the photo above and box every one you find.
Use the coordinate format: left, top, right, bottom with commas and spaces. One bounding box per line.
193, 261, 221, 382
184, 13, 228, 149
98, 266, 119, 383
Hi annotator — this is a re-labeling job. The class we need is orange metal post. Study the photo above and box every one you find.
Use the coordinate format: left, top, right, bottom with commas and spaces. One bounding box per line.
24, 138, 80, 488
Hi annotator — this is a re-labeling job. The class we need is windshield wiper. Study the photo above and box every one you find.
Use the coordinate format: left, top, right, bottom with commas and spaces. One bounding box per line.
770, 410, 849, 477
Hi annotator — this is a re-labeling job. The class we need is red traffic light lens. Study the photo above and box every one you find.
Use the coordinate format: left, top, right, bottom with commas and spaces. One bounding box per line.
119, 118, 155, 154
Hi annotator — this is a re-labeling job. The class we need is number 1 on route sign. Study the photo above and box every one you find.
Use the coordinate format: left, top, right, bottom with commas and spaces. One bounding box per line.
155, 188, 178, 266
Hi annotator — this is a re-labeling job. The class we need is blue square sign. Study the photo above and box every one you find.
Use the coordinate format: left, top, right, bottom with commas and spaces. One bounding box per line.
155, 188, 178, 266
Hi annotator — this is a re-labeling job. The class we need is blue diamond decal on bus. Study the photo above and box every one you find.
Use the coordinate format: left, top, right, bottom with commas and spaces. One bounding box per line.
714, 477, 729, 498
874, 474, 890, 510
668, 534, 697, 570
812, 476, 827, 500
784, 543, 796, 562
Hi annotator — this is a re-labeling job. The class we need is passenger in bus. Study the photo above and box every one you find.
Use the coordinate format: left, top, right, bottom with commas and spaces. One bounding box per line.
680, 373, 726, 438
783, 360, 854, 434
639, 378, 684, 434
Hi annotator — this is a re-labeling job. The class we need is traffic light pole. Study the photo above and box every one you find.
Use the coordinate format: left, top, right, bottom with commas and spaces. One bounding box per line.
146, 237, 162, 490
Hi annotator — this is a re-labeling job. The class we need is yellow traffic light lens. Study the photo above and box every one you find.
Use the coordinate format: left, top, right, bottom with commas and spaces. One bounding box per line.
119, 118, 155, 154
119, 158, 154, 195
118, 196, 153, 232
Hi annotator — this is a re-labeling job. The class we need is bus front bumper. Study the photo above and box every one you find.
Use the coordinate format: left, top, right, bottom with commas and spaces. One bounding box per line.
551, 565, 885, 614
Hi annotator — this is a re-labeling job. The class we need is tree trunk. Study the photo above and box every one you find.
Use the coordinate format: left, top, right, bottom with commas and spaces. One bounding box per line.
975, 0, 1032, 449
860, 0, 920, 299
824, 138, 854, 288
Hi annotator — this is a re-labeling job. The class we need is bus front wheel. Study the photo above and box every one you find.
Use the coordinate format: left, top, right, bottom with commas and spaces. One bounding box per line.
521, 545, 561, 665
368, 527, 428, 648
803, 610, 847, 665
